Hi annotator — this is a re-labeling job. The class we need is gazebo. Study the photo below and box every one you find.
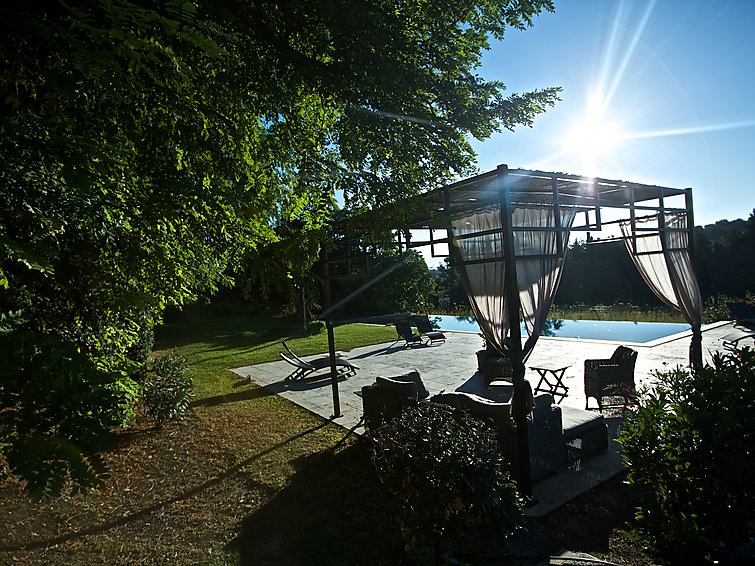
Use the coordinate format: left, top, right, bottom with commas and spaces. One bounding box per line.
322, 163, 703, 494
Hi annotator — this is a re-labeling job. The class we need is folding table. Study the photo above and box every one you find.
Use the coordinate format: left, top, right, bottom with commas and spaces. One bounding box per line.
530, 362, 570, 403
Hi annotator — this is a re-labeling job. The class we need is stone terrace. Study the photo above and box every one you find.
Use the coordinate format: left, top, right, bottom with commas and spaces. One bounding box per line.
232, 320, 743, 515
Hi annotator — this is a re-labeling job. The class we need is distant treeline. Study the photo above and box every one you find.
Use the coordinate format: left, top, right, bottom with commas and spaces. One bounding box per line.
555, 211, 755, 306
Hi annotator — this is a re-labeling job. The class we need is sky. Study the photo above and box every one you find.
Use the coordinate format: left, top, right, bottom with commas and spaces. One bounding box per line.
470, 0, 755, 227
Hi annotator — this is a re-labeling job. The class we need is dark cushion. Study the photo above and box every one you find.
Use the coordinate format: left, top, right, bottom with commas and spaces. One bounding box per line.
377, 370, 429, 400
534, 393, 554, 409
432, 391, 511, 420
431, 391, 470, 410
375, 375, 419, 399
465, 395, 511, 420
561, 406, 605, 436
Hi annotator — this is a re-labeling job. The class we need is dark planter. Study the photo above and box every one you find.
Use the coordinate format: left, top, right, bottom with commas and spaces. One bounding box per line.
476, 349, 488, 372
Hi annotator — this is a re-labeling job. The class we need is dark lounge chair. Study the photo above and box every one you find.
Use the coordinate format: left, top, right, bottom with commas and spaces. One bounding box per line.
279, 343, 359, 380
721, 329, 755, 352
393, 317, 424, 347
584, 345, 638, 412
413, 314, 446, 345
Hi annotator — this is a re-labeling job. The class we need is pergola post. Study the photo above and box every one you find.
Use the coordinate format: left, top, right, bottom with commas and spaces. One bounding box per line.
497, 164, 533, 497
320, 246, 342, 418
685, 187, 703, 371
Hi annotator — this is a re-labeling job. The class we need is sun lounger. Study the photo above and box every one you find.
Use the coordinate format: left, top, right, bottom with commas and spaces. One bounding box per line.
278, 349, 358, 380
721, 329, 755, 352
413, 314, 446, 345
393, 317, 424, 347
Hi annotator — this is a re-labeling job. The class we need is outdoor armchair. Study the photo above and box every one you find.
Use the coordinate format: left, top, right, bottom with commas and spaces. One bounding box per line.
585, 346, 637, 412
413, 314, 446, 345
584, 345, 638, 411
361, 371, 429, 431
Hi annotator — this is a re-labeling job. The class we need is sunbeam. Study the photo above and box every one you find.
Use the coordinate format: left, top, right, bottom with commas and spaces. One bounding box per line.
620, 119, 755, 140
603, 0, 657, 109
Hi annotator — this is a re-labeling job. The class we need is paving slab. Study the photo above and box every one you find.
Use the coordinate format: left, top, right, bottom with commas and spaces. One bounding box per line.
231, 320, 738, 515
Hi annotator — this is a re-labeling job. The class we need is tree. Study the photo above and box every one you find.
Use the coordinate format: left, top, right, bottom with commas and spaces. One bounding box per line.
0, 0, 560, 493
435, 257, 469, 311
335, 249, 438, 316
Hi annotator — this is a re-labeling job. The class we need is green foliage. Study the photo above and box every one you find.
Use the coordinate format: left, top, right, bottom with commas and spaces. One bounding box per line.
434, 257, 469, 311
694, 211, 755, 299
141, 350, 193, 424
0, 0, 560, 493
371, 403, 523, 564
701, 292, 755, 324
306, 320, 325, 335
0, 331, 139, 497
557, 213, 755, 308
618, 350, 755, 562
238, 223, 325, 317
336, 250, 438, 315
549, 303, 685, 323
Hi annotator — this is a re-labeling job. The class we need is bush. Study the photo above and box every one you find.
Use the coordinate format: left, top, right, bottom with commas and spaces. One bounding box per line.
702, 293, 755, 324
0, 331, 139, 497
371, 403, 523, 564
125, 308, 157, 380
306, 320, 325, 335
618, 349, 755, 562
142, 351, 193, 424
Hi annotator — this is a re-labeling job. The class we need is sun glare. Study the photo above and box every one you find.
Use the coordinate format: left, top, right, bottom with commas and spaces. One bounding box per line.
562, 96, 624, 175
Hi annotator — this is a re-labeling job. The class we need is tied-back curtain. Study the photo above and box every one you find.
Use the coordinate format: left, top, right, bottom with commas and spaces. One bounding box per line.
515, 207, 577, 360
451, 205, 576, 359
620, 213, 703, 368
451, 208, 510, 355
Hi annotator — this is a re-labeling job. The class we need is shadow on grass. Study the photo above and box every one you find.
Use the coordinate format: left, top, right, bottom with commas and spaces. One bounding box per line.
0, 421, 333, 553
227, 440, 404, 566
154, 316, 296, 351
190, 384, 278, 408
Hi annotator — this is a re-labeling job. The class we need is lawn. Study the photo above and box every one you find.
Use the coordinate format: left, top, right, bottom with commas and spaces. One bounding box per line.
0, 317, 405, 565
0, 316, 658, 565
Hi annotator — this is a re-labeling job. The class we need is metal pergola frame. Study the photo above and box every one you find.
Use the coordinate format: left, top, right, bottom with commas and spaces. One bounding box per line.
321, 163, 696, 496
390, 164, 694, 257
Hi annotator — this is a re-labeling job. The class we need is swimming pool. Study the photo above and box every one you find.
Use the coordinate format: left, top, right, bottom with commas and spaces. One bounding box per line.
428, 315, 690, 344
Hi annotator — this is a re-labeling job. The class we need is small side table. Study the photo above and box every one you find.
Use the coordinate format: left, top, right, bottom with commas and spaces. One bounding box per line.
530, 362, 570, 403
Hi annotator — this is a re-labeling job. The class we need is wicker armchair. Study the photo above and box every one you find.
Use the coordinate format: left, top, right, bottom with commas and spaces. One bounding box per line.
584, 346, 638, 411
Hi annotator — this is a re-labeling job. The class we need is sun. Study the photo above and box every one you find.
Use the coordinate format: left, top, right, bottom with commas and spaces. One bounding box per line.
562, 96, 623, 175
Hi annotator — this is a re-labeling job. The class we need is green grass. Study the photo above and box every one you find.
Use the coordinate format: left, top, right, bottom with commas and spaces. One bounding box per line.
549, 304, 686, 323
150, 316, 403, 564
155, 316, 396, 400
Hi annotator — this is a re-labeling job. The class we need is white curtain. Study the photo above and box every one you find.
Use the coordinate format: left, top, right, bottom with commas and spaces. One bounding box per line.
451, 208, 510, 355
514, 207, 576, 359
620, 213, 703, 368
451, 205, 576, 360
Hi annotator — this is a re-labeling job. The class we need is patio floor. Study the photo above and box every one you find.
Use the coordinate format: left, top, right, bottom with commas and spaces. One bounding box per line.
231, 320, 739, 516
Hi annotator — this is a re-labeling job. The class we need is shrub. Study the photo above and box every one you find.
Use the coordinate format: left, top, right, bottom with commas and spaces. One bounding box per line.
142, 351, 193, 424
125, 308, 157, 380
371, 403, 523, 564
0, 331, 139, 497
306, 320, 325, 335
618, 349, 755, 562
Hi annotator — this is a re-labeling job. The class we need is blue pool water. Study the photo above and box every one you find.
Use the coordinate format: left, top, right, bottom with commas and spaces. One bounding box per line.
429, 315, 690, 344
